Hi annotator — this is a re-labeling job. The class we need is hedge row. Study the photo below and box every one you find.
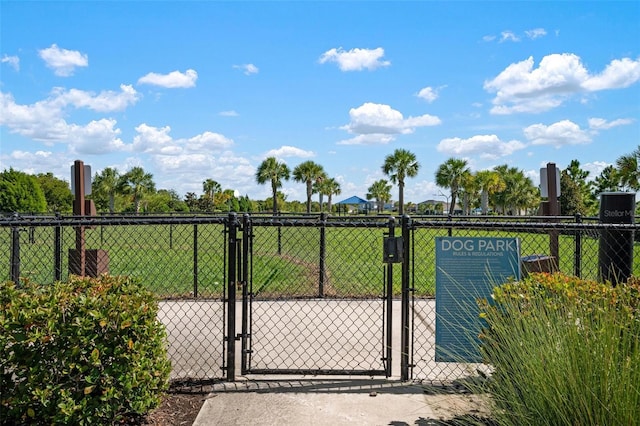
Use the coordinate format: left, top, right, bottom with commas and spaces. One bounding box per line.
1, 275, 171, 425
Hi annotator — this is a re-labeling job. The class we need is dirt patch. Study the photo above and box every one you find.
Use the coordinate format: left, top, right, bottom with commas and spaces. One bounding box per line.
125, 392, 205, 425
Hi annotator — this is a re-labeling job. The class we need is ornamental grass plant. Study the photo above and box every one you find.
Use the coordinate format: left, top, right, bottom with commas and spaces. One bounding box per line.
477, 273, 640, 426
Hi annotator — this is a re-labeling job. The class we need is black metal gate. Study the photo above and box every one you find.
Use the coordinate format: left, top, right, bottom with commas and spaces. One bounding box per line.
228, 214, 396, 378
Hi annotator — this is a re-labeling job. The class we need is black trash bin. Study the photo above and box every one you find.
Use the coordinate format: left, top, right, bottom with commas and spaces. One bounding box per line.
599, 192, 635, 285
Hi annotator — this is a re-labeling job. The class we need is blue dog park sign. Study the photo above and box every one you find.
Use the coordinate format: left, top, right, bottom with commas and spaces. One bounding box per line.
435, 237, 521, 362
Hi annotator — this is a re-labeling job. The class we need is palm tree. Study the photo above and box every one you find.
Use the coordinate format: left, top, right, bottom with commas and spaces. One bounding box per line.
382, 149, 420, 216
318, 177, 341, 213
435, 158, 469, 215
616, 146, 640, 191
255, 157, 291, 215
119, 166, 155, 214
492, 165, 538, 215
202, 179, 221, 199
92, 167, 120, 213
459, 171, 477, 215
312, 173, 329, 212
367, 179, 392, 213
475, 170, 505, 214
293, 161, 325, 214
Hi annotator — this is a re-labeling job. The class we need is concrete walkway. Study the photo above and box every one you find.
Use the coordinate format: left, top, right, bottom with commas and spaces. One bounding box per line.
192, 377, 490, 426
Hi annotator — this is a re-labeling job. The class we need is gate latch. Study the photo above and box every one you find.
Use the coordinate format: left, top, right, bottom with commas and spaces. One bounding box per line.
383, 236, 404, 263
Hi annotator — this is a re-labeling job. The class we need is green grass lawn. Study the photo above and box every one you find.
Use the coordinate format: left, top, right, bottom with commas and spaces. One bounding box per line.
1, 221, 638, 299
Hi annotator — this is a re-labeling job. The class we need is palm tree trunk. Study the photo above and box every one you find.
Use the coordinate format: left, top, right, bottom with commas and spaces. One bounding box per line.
271, 181, 278, 215
481, 191, 489, 214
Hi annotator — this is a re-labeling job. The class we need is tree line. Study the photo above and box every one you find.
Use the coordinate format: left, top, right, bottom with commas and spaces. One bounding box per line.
1, 146, 639, 216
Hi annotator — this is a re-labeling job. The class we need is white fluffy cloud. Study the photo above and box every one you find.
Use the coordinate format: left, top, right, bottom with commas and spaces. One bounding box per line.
340, 102, 440, 139
0, 85, 139, 146
137, 69, 198, 88
68, 119, 129, 155
319, 47, 390, 71
524, 120, 591, 147
416, 86, 444, 103
1, 54, 19, 71
233, 64, 259, 75
132, 124, 233, 155
588, 117, 634, 130
52, 84, 139, 112
485, 54, 640, 114
38, 44, 88, 76
264, 145, 315, 159
337, 134, 396, 146
437, 134, 525, 159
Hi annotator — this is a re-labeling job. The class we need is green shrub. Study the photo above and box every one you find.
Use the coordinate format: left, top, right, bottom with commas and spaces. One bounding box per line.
0, 275, 171, 425
478, 272, 640, 425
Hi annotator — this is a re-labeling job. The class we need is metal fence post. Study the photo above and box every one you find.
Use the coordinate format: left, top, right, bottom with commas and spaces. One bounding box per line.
54, 214, 62, 281
241, 214, 251, 375
319, 212, 327, 298
193, 224, 198, 298
226, 212, 238, 381
400, 215, 411, 381
10, 226, 20, 284
385, 216, 395, 377
574, 213, 582, 278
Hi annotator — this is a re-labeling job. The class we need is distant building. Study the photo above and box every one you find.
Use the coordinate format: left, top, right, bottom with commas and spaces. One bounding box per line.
335, 195, 376, 214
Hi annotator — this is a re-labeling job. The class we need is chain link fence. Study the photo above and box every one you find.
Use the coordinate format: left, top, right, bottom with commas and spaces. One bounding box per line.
1, 215, 228, 382
243, 215, 392, 375
2, 213, 638, 384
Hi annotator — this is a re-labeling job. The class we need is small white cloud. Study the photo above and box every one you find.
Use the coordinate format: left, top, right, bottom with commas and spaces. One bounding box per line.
219, 110, 239, 117
588, 117, 634, 130
54, 84, 139, 112
1, 55, 19, 71
436, 134, 525, 159
336, 134, 396, 146
233, 64, 259, 75
341, 102, 441, 136
482, 35, 497, 42
137, 69, 198, 88
319, 47, 390, 71
8, 150, 52, 162
500, 31, 520, 42
416, 86, 444, 103
264, 145, 315, 159
38, 44, 88, 77
524, 120, 591, 147
525, 28, 547, 39
186, 132, 234, 151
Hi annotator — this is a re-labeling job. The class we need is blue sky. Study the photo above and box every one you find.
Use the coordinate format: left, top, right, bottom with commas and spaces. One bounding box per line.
1, 1, 639, 204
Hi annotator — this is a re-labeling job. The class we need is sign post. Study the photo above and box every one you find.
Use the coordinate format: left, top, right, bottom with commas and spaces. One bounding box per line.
72, 160, 87, 276
69, 160, 108, 277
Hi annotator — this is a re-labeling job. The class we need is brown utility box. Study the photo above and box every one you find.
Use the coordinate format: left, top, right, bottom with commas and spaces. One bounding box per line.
69, 249, 109, 277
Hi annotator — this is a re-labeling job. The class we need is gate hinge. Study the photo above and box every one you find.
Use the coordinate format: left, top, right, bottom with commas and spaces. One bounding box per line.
235, 333, 243, 340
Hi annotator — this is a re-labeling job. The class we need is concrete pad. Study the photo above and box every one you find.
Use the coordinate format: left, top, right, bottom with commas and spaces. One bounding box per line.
192, 379, 490, 426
